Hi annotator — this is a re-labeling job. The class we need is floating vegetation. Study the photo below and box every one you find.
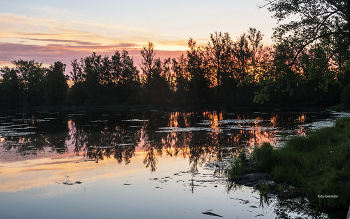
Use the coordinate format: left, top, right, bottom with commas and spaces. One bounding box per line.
218, 119, 263, 124
227, 125, 277, 131
116, 143, 134, 146
299, 119, 335, 130
91, 120, 108, 123
2, 132, 36, 137
156, 127, 214, 132
122, 119, 149, 122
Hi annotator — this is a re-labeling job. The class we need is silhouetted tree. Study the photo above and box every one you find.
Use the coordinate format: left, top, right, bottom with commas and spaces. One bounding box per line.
118, 50, 140, 103
44, 61, 69, 106
206, 31, 233, 104
3, 60, 45, 108
0, 67, 22, 108
140, 42, 171, 105
69, 59, 85, 105
172, 54, 188, 105
186, 38, 211, 104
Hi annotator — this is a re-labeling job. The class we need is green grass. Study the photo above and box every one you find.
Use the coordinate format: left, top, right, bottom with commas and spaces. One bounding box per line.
226, 150, 247, 179
227, 158, 243, 179
249, 117, 350, 210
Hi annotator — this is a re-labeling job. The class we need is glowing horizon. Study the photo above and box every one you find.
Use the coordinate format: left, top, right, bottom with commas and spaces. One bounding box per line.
0, 0, 277, 71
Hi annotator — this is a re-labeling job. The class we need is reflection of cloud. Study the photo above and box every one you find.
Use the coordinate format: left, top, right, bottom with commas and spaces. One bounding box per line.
0, 153, 146, 193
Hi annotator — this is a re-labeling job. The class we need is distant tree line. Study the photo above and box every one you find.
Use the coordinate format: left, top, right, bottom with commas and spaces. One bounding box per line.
0, 31, 347, 110
2, 0, 350, 110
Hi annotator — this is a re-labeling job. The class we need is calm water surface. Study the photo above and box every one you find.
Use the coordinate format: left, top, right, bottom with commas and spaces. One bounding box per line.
0, 109, 346, 219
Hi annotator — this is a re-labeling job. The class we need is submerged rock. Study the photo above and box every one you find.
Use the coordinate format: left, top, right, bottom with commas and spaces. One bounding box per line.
234, 172, 270, 188
233, 172, 305, 198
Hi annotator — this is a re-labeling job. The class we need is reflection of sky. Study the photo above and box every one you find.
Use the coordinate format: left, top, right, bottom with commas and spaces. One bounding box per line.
0, 154, 273, 219
0, 110, 339, 218
0, 151, 182, 193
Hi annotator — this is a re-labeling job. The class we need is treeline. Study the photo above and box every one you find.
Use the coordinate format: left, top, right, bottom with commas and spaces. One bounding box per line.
0, 27, 347, 110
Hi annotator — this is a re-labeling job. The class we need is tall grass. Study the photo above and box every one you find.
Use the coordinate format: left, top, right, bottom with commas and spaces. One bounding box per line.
251, 117, 350, 210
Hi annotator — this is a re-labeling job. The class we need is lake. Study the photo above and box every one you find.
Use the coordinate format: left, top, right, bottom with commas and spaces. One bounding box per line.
0, 109, 347, 219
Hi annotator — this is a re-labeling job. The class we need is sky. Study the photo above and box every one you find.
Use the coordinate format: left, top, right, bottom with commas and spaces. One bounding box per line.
0, 0, 278, 73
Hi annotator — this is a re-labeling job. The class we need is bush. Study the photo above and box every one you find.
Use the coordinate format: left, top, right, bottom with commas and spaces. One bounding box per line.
342, 83, 350, 108
248, 119, 350, 209
252, 143, 274, 172
227, 159, 243, 180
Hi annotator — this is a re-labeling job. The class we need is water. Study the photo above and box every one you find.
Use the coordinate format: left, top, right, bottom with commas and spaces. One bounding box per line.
0, 109, 347, 219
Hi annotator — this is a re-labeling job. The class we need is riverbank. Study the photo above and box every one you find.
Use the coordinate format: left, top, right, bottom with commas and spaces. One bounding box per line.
228, 117, 350, 213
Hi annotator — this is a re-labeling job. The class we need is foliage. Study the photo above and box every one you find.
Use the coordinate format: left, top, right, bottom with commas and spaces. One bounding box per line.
44, 61, 68, 106
0, 60, 45, 109
253, 0, 349, 104
227, 150, 247, 180
251, 117, 350, 209
0, 26, 345, 109
227, 158, 243, 180
342, 82, 350, 108
252, 142, 274, 172
140, 42, 171, 105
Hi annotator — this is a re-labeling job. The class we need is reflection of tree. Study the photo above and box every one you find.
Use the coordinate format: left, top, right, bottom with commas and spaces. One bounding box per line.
78, 125, 141, 165
1, 110, 327, 175
272, 197, 327, 219
143, 148, 158, 172
2, 112, 70, 155
226, 182, 326, 218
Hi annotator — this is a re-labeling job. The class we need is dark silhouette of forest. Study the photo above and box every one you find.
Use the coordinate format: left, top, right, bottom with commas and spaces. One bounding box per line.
1, 0, 350, 110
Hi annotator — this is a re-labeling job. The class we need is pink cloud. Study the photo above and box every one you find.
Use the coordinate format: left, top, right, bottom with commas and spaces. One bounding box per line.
0, 43, 186, 75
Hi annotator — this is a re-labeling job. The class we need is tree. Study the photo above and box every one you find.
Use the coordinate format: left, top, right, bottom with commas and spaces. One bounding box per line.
252, 0, 348, 104
70, 59, 83, 83
140, 42, 156, 81
207, 31, 233, 87
69, 59, 85, 105
263, 0, 349, 60
171, 54, 188, 105
0, 67, 22, 108
44, 61, 69, 106
12, 60, 45, 108
140, 42, 171, 105
118, 50, 140, 103
262, 0, 349, 77
81, 52, 104, 104
186, 38, 211, 104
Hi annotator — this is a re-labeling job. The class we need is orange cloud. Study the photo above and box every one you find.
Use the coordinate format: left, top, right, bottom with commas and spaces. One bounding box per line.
0, 12, 191, 73
0, 13, 189, 50
0, 43, 186, 74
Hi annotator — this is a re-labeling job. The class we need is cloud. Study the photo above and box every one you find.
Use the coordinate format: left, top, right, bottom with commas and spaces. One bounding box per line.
0, 12, 196, 51
0, 13, 177, 48
0, 12, 189, 74
47, 42, 140, 49
0, 43, 186, 74
28, 38, 100, 46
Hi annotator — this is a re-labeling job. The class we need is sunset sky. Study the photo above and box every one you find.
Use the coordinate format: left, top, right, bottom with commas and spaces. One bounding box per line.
0, 0, 277, 72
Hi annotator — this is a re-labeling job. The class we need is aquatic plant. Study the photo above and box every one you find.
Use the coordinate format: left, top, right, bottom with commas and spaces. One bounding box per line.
250, 117, 350, 210
259, 183, 270, 196
226, 158, 243, 179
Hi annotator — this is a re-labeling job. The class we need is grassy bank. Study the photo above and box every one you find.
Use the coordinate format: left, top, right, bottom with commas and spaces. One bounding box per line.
229, 117, 350, 210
